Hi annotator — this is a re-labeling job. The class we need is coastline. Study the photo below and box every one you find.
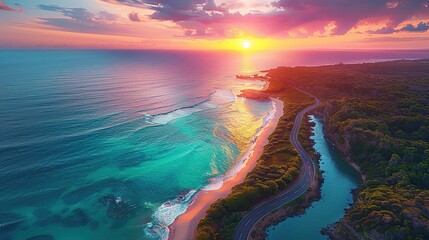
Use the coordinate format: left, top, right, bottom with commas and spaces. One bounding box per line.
168, 98, 284, 240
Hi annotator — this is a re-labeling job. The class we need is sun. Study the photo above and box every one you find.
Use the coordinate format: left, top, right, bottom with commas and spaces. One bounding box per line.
242, 40, 251, 49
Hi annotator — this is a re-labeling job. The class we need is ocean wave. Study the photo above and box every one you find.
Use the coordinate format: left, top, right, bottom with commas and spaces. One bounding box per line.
143, 190, 197, 240
143, 98, 278, 240
203, 99, 277, 191
148, 90, 236, 125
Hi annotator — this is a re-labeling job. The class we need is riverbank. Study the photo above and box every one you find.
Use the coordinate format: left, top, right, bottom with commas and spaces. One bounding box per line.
314, 114, 367, 183
265, 115, 362, 240
249, 114, 322, 240
265, 60, 429, 239
168, 98, 284, 240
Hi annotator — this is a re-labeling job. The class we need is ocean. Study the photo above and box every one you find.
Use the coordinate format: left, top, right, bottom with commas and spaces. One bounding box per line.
1, 49, 428, 240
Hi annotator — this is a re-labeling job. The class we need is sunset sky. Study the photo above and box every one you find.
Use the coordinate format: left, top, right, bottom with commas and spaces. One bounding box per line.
1, 0, 429, 50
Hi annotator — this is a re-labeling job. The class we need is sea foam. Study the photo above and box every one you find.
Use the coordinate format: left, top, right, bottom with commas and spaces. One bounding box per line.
149, 90, 235, 125
143, 90, 236, 239
143, 99, 278, 240
144, 190, 197, 240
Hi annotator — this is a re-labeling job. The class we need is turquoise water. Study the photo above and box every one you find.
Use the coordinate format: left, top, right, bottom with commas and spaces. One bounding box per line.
1, 50, 428, 240
267, 116, 362, 240
0, 50, 275, 240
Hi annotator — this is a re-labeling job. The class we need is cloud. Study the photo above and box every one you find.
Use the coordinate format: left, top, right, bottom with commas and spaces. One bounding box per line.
99, 11, 120, 21
29, 3, 177, 40
368, 27, 397, 34
401, 22, 429, 32
37, 4, 121, 23
386, 1, 400, 9
0, 1, 22, 12
369, 22, 429, 34
128, 12, 142, 22
100, 0, 429, 38
38, 5, 96, 23
35, 4, 138, 36
271, 0, 429, 35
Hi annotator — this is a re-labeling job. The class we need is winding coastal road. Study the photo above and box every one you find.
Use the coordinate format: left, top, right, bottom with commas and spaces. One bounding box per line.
233, 87, 321, 240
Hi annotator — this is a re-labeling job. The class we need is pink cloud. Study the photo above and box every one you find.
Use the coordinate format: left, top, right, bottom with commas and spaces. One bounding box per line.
386, 1, 399, 9
128, 12, 142, 22
77, 0, 429, 38
0, 1, 22, 12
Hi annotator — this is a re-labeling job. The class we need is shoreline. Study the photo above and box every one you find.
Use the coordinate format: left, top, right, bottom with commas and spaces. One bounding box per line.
248, 114, 323, 240
322, 129, 366, 183
168, 98, 284, 240
252, 114, 361, 240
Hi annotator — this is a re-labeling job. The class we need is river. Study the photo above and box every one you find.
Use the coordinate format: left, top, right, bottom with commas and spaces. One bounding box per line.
267, 115, 362, 240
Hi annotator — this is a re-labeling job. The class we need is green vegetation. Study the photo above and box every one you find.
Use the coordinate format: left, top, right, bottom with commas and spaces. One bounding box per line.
246, 113, 322, 240
197, 59, 428, 240
196, 82, 314, 240
269, 60, 429, 239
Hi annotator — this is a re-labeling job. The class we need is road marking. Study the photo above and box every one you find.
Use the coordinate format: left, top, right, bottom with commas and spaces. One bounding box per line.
245, 220, 250, 226
233, 89, 320, 240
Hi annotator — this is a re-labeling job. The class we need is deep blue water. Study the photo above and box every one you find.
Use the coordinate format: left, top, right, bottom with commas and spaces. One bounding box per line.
1, 50, 428, 240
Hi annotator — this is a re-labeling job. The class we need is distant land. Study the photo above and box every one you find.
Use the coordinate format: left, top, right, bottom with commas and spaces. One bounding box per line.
197, 59, 429, 240
2, 0, 429, 239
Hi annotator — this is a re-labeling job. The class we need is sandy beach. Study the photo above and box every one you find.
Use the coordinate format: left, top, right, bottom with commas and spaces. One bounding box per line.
168, 98, 284, 240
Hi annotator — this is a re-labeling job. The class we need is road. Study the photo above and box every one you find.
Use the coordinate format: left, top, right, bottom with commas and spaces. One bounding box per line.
233, 87, 321, 240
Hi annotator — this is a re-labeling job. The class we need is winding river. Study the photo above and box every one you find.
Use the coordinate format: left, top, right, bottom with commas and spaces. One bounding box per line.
267, 115, 362, 240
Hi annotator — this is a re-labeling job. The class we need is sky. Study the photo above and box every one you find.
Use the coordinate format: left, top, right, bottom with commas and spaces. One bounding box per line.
1, 0, 429, 50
